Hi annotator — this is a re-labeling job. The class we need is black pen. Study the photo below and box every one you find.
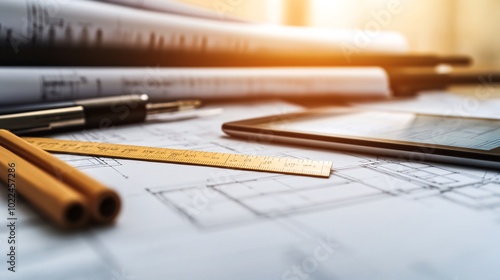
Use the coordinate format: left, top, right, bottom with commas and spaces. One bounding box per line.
0, 95, 202, 135
388, 69, 500, 96
0, 46, 471, 68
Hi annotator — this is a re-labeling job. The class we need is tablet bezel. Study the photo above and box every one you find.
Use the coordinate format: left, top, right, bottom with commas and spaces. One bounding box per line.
222, 107, 500, 169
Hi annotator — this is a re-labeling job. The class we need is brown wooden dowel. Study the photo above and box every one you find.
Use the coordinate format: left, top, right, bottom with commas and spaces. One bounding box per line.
0, 130, 121, 224
0, 145, 89, 228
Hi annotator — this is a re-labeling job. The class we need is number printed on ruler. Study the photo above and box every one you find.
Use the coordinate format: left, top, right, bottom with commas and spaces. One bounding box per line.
24, 138, 333, 178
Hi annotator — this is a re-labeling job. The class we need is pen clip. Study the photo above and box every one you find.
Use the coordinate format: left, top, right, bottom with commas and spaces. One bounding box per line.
0, 107, 85, 135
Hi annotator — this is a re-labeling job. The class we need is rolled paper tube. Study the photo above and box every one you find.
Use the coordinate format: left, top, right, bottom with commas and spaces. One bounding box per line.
0, 130, 121, 223
0, 145, 88, 228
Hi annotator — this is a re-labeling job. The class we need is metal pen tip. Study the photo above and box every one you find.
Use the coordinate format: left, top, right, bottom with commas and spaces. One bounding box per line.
145, 100, 202, 115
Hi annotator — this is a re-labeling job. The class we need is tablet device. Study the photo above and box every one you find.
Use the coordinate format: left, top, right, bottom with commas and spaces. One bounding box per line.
222, 107, 500, 169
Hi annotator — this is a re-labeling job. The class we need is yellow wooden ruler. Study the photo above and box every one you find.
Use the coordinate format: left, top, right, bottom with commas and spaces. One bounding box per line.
23, 138, 333, 178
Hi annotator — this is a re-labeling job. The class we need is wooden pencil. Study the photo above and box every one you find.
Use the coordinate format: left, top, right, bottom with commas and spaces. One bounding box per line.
0, 145, 88, 228
0, 130, 121, 224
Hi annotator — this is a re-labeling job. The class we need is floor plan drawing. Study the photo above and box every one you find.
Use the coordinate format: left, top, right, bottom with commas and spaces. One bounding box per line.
148, 153, 500, 230
2, 100, 500, 280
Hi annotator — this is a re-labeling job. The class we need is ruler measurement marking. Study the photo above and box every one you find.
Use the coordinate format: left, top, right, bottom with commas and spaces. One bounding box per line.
23, 138, 332, 178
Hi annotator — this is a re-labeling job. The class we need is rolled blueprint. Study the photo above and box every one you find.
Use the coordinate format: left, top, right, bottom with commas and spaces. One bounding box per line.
0, 0, 408, 54
0, 67, 391, 106
97, 0, 247, 22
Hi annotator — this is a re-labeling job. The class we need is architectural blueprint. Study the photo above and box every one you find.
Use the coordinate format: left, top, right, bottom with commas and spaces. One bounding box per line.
0, 1, 407, 52
96, 0, 246, 22
0, 67, 390, 106
1, 97, 500, 280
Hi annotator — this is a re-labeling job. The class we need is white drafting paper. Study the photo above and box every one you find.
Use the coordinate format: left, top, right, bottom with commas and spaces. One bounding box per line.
0, 67, 390, 106
0, 0, 408, 53
96, 0, 247, 22
1, 100, 500, 280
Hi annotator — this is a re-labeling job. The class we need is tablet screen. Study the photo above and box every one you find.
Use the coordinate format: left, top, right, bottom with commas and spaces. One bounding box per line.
263, 110, 500, 151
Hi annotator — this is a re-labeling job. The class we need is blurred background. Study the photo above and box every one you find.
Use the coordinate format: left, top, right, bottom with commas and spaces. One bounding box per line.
180, 0, 500, 68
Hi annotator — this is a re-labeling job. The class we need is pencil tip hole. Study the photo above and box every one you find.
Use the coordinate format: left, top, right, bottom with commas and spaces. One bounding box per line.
99, 197, 117, 218
65, 204, 85, 224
